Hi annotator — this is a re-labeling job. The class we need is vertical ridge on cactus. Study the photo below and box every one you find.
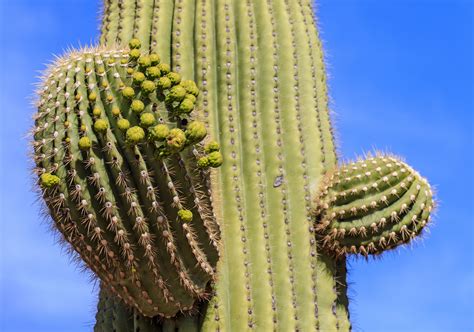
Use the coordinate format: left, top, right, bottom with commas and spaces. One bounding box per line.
32, 0, 436, 331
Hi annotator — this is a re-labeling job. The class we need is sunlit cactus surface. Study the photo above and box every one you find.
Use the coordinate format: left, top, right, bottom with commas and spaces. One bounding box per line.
32, 0, 435, 331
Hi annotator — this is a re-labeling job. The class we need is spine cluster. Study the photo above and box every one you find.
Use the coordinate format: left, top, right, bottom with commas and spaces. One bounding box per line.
32, 39, 222, 317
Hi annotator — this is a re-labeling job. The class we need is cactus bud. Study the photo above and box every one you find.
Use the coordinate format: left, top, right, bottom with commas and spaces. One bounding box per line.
122, 86, 135, 99
178, 209, 193, 222
185, 121, 207, 143
94, 119, 108, 133
126, 126, 145, 144
166, 128, 186, 151
128, 38, 141, 49
40, 173, 60, 188
131, 99, 145, 113
207, 151, 223, 168
117, 118, 130, 131
78, 136, 91, 150
140, 113, 155, 127
149, 124, 169, 141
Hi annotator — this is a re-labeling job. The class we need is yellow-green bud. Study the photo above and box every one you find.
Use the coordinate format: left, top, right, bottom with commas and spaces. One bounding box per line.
158, 63, 170, 74
127, 68, 134, 75
94, 119, 108, 133
129, 49, 141, 60
140, 113, 155, 127
129, 38, 141, 49
88, 92, 97, 102
166, 128, 186, 151
40, 173, 60, 188
149, 124, 169, 141
92, 107, 101, 117
185, 121, 207, 142
122, 86, 135, 99
149, 53, 160, 65
141, 80, 156, 94
205, 141, 220, 153
78, 136, 92, 150
167, 72, 181, 85
131, 99, 145, 113
180, 80, 199, 96
157, 77, 172, 90
178, 98, 194, 114
177, 209, 193, 222
112, 106, 121, 116
184, 94, 197, 103
197, 156, 209, 168
132, 72, 146, 85
146, 66, 161, 79
168, 85, 186, 102
117, 118, 130, 131
126, 126, 146, 144
208, 151, 223, 168
138, 56, 151, 68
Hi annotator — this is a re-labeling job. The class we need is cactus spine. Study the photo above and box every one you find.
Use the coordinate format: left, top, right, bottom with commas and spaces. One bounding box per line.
32, 0, 435, 331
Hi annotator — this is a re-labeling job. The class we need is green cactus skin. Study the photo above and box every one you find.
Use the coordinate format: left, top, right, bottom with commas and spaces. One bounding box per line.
95, 285, 200, 332
33, 46, 222, 318
314, 155, 434, 257
33, 0, 436, 331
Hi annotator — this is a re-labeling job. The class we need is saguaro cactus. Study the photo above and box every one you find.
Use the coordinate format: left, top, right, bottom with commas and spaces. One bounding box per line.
32, 0, 435, 331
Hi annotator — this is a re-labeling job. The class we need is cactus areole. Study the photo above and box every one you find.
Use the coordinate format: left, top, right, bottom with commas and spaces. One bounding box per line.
32, 0, 435, 331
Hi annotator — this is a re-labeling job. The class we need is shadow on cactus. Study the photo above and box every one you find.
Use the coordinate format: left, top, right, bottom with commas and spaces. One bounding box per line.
31, 0, 436, 331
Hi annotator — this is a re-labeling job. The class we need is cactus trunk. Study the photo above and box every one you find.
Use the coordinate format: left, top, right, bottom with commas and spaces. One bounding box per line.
98, 0, 350, 330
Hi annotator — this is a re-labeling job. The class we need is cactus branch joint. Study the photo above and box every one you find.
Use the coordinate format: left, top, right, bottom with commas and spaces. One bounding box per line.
31, 1, 435, 331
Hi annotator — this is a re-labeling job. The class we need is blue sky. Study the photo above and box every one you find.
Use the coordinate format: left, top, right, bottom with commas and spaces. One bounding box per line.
0, 0, 472, 331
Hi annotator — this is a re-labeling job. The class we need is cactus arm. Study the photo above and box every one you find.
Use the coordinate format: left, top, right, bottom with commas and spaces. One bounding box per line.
315, 155, 434, 257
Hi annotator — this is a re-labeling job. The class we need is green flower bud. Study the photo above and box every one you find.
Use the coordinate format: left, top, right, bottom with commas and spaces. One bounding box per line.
92, 107, 101, 117
40, 173, 60, 188
138, 56, 151, 68
158, 63, 170, 75
129, 38, 141, 49
197, 156, 209, 168
140, 113, 155, 127
166, 128, 186, 151
132, 72, 146, 85
117, 118, 130, 131
157, 77, 172, 90
112, 106, 121, 116
78, 136, 92, 150
122, 86, 135, 99
184, 94, 197, 103
167, 85, 186, 102
178, 98, 194, 114
167, 72, 181, 85
146, 66, 161, 79
207, 151, 223, 167
180, 80, 199, 96
149, 53, 160, 65
185, 121, 207, 143
126, 126, 145, 144
205, 140, 220, 153
131, 99, 145, 113
88, 92, 97, 102
129, 49, 141, 60
177, 209, 193, 222
94, 119, 108, 133
149, 124, 169, 141
141, 80, 156, 94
